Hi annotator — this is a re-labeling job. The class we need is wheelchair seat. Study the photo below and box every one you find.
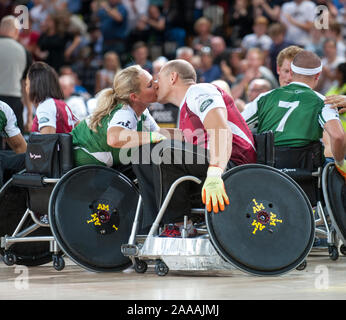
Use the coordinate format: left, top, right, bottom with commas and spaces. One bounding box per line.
0, 133, 73, 269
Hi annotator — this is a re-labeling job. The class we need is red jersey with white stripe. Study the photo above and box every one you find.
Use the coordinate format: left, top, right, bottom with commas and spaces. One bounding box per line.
179, 83, 256, 165
32, 98, 78, 133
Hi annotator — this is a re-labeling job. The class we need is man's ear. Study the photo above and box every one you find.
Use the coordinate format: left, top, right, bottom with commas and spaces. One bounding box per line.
170, 72, 178, 84
315, 72, 321, 81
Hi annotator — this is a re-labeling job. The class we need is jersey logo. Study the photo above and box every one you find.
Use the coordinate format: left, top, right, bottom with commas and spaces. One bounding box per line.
39, 117, 50, 124
117, 120, 131, 128
200, 99, 213, 112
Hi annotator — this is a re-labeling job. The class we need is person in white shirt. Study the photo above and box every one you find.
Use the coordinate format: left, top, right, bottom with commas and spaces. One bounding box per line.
280, 0, 316, 47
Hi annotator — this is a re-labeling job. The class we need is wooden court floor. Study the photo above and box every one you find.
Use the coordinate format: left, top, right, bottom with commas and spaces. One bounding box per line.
0, 250, 345, 301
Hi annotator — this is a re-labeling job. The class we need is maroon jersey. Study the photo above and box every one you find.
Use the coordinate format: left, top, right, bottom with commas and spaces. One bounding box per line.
32, 98, 78, 133
179, 83, 256, 165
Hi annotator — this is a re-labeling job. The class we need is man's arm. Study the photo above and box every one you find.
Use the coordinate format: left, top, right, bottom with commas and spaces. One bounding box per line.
324, 119, 346, 162
6, 134, 27, 154
201, 107, 231, 213
107, 126, 166, 148
203, 108, 233, 171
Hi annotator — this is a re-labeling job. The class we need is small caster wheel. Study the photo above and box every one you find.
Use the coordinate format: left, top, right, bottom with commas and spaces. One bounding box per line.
134, 259, 148, 274
340, 244, 346, 256
296, 260, 307, 271
3, 252, 16, 266
328, 245, 339, 261
53, 255, 65, 271
155, 260, 169, 276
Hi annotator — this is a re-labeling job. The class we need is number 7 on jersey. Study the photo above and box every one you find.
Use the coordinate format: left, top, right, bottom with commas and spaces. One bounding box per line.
276, 101, 300, 132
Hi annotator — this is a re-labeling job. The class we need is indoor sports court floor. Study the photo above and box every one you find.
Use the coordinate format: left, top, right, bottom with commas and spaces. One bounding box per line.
1, 249, 345, 300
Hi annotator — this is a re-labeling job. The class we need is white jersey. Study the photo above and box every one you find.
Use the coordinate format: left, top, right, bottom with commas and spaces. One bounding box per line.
0, 100, 21, 138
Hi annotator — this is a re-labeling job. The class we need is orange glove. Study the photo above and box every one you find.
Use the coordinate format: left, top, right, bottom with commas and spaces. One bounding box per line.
202, 166, 230, 213
335, 160, 346, 182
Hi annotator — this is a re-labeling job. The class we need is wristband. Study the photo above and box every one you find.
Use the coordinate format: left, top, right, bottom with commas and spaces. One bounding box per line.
207, 166, 224, 177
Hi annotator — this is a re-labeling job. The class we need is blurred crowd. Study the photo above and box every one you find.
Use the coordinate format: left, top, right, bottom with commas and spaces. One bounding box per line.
1, 0, 346, 129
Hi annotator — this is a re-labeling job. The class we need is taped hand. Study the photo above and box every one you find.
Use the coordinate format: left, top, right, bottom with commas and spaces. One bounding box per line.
150, 131, 167, 143
202, 166, 230, 213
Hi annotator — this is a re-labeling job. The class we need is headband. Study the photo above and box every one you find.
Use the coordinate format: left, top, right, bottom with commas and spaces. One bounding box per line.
290, 62, 322, 75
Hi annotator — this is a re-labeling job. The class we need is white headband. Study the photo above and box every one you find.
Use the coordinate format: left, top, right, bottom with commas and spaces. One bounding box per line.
291, 62, 322, 75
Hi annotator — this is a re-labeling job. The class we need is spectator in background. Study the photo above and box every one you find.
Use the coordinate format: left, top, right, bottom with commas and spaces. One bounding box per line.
140, 4, 166, 46
326, 21, 346, 58
176, 46, 194, 63
252, 0, 283, 23
198, 46, 222, 83
18, 16, 40, 60
241, 16, 272, 58
72, 46, 100, 96
0, 15, 32, 136
247, 78, 272, 102
280, 0, 316, 47
123, 0, 149, 38
268, 22, 293, 77
304, 25, 324, 57
29, 0, 49, 32
125, 41, 153, 74
210, 35, 227, 65
219, 48, 244, 87
231, 48, 278, 100
317, 39, 346, 94
95, 51, 122, 94
229, 0, 254, 47
36, 12, 82, 72
191, 16, 213, 52
326, 62, 346, 97
91, 0, 128, 57
60, 65, 91, 103
59, 74, 88, 120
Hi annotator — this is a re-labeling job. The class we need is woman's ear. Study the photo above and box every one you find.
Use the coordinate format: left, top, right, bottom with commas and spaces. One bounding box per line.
129, 92, 137, 103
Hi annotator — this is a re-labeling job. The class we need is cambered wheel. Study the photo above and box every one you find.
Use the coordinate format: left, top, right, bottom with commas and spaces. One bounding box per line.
296, 260, 307, 271
134, 259, 148, 274
340, 244, 346, 256
3, 252, 17, 266
328, 245, 339, 261
53, 254, 65, 271
155, 260, 169, 276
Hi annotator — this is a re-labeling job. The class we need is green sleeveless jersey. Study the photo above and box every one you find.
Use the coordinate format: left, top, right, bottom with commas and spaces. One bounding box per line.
72, 104, 159, 167
242, 82, 340, 147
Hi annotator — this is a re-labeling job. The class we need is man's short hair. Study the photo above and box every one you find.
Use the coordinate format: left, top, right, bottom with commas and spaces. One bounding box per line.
162, 59, 197, 83
276, 45, 304, 68
292, 50, 321, 70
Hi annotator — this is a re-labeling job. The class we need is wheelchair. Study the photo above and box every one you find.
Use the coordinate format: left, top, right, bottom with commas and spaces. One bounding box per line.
0, 133, 344, 276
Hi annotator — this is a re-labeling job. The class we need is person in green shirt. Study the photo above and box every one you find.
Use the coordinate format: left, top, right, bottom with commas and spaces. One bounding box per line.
71, 64, 166, 168
242, 50, 346, 180
0, 100, 27, 187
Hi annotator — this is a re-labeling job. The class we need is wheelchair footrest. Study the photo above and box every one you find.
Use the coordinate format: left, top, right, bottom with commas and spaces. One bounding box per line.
137, 236, 235, 271
121, 244, 139, 257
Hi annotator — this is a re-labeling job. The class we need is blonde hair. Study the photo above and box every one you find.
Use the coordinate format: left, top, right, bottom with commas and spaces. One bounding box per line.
89, 65, 143, 132
276, 45, 303, 68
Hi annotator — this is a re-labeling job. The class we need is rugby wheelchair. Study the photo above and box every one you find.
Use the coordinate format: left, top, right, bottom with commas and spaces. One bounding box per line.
0, 132, 344, 276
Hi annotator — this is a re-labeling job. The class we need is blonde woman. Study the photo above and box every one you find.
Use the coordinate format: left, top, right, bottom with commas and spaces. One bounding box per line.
71, 65, 165, 167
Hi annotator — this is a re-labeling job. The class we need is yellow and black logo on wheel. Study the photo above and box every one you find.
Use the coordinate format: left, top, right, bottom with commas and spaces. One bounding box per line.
249, 198, 283, 235
86, 199, 120, 235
